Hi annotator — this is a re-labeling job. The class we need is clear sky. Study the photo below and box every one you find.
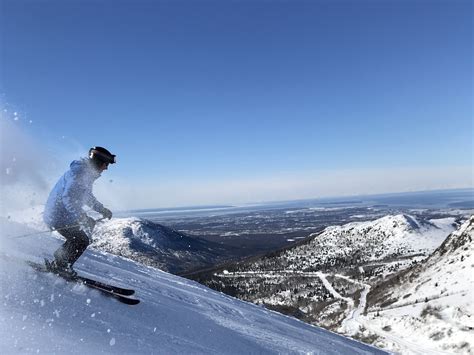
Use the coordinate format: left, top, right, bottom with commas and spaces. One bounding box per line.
1, 0, 473, 209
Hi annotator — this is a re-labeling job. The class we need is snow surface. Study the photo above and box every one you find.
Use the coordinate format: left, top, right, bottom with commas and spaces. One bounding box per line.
0, 219, 386, 354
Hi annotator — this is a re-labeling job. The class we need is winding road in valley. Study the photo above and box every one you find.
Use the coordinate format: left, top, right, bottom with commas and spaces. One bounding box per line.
217, 269, 451, 354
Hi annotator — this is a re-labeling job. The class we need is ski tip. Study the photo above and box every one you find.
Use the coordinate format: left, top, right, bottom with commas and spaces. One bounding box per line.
126, 299, 140, 306
110, 295, 140, 305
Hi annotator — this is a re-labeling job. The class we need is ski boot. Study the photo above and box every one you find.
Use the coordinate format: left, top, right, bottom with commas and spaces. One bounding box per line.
44, 259, 78, 279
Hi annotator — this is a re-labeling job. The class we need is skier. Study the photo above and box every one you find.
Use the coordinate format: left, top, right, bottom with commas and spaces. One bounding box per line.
43, 146, 116, 277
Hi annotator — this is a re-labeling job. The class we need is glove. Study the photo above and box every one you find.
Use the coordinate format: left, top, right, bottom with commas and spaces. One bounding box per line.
101, 207, 113, 220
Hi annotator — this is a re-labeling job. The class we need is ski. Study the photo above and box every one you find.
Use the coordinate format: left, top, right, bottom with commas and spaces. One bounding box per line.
27, 261, 140, 305
75, 275, 135, 296
84, 284, 140, 305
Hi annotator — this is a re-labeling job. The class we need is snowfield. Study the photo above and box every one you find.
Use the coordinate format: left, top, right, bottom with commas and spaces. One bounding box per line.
0, 219, 386, 354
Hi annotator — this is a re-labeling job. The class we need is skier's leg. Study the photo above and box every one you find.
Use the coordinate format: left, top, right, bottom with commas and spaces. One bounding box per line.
53, 227, 90, 268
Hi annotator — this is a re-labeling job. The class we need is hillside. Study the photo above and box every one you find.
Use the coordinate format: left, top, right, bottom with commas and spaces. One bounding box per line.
0, 218, 386, 354
92, 217, 234, 273
359, 216, 474, 354
250, 214, 457, 271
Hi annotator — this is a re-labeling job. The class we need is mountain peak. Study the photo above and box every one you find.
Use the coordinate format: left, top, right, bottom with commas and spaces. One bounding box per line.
367, 214, 422, 233
94, 217, 182, 248
91, 217, 226, 273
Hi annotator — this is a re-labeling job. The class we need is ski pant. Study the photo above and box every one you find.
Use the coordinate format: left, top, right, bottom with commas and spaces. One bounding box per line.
53, 226, 90, 267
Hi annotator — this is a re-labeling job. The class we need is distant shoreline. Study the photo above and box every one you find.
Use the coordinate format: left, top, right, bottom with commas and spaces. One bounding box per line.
119, 188, 474, 215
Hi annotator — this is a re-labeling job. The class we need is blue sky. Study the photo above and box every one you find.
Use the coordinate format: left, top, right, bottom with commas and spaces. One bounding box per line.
1, 0, 472, 209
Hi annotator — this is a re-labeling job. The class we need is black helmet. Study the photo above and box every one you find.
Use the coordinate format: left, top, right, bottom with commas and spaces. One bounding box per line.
89, 146, 116, 165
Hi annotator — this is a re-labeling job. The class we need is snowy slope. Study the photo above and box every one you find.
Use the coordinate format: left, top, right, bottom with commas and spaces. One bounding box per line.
361, 216, 474, 354
0, 219, 386, 354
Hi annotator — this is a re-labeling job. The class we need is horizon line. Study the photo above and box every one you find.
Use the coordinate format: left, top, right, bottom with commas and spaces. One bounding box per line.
120, 187, 474, 213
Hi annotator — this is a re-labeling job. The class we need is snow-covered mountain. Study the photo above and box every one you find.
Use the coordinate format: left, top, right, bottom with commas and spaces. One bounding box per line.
360, 216, 474, 354
91, 217, 232, 273
0, 218, 386, 354
232, 214, 457, 272
369, 215, 473, 307
292, 214, 456, 268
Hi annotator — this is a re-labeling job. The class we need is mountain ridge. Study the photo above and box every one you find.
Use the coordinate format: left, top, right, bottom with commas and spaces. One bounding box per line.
216, 214, 457, 273
92, 217, 234, 273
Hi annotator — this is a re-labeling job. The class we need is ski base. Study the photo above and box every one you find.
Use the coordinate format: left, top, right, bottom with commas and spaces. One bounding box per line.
27, 261, 140, 305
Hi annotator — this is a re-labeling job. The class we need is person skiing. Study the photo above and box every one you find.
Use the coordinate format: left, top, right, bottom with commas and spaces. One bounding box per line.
42, 146, 116, 277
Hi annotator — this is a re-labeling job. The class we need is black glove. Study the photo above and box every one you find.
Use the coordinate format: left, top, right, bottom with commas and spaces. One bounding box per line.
101, 207, 113, 220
